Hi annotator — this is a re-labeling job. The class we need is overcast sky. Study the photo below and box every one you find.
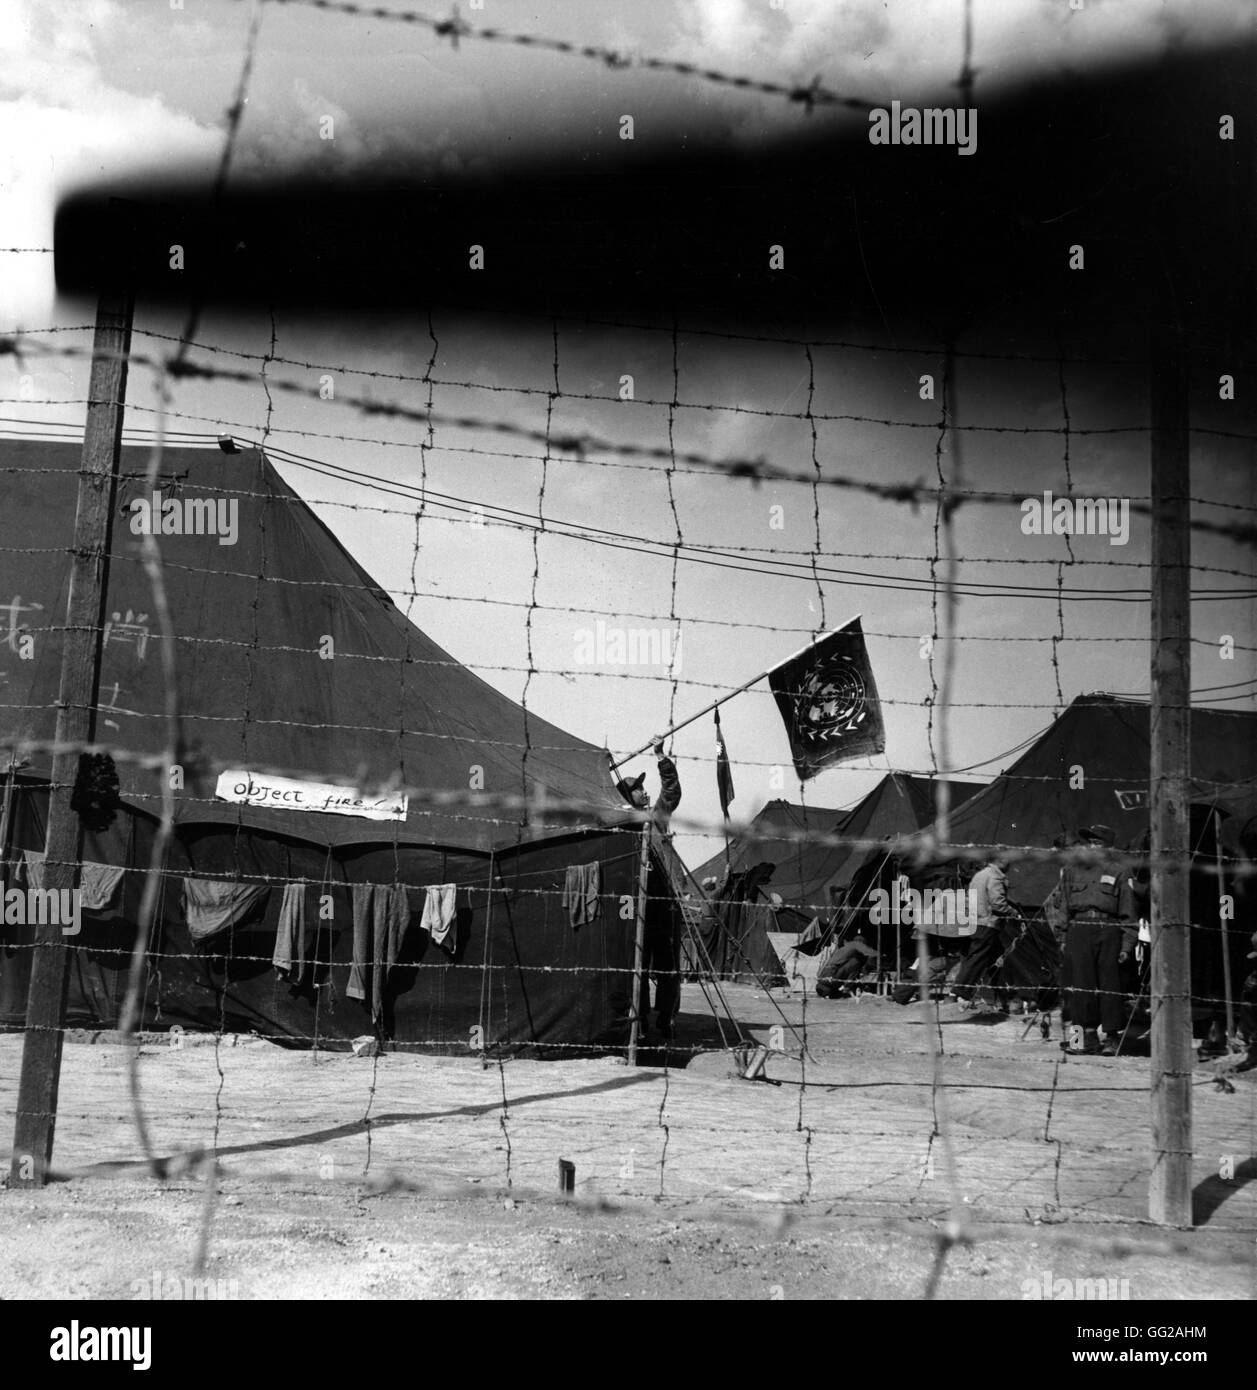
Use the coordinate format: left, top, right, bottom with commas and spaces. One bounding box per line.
2, 0, 1254, 868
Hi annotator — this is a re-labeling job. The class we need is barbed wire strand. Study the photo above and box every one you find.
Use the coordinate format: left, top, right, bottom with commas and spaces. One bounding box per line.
252, 0, 880, 114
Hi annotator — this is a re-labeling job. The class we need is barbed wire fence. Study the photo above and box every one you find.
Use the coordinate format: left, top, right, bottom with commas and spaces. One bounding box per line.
3, 303, 1255, 1285
0, 0, 1255, 1300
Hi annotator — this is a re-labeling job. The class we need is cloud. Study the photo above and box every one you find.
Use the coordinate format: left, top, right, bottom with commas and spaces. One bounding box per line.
0, 0, 221, 325
670, 0, 1254, 124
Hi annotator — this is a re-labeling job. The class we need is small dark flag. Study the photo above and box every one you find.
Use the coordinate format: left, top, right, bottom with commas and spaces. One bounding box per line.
714, 708, 735, 819
768, 617, 885, 781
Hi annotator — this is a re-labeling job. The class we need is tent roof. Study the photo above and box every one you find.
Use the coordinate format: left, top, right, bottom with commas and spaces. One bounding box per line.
829, 772, 981, 891
693, 773, 980, 915
0, 439, 626, 852
690, 799, 843, 903
944, 694, 1257, 903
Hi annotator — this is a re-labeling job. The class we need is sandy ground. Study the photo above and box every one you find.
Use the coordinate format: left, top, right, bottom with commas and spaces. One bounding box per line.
1, 961, 1255, 1300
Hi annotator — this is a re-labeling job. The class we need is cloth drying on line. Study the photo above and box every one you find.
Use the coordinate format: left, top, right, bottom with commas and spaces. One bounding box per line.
420, 883, 458, 953
347, 882, 411, 1020
273, 882, 309, 983
22, 850, 127, 911
561, 862, 601, 927
347, 884, 372, 1003
80, 862, 127, 912
373, 885, 409, 1018
183, 877, 270, 943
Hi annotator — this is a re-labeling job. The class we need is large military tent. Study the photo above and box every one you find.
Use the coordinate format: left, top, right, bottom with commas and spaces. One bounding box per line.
649, 833, 785, 990
0, 439, 656, 1054
941, 695, 1257, 1027
692, 774, 980, 919
818, 773, 981, 907
691, 800, 842, 917
944, 694, 1257, 906
680, 864, 788, 989
1202, 783, 1257, 858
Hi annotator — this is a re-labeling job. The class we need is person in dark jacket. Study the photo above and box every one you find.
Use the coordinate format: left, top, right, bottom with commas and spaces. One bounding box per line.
1044, 824, 1138, 1055
816, 934, 878, 998
616, 738, 683, 1042
616, 737, 681, 833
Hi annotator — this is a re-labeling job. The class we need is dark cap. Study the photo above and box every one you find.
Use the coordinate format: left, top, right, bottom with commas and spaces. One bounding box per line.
615, 772, 646, 801
1078, 824, 1116, 847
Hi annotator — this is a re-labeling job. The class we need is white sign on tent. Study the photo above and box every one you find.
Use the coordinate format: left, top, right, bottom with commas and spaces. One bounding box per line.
215, 771, 409, 822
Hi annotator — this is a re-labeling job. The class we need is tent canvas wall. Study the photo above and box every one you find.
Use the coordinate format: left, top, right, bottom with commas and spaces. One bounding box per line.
0, 439, 648, 1053
681, 863, 787, 988
823, 698, 1257, 1020
653, 830, 785, 989
817, 773, 980, 907
692, 774, 980, 918
943, 694, 1257, 905
691, 800, 843, 917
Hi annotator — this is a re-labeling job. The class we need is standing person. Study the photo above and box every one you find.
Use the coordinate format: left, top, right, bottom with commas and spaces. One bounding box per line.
615, 738, 683, 1043
1044, 832, 1077, 1033
1045, 824, 1138, 1055
952, 851, 1021, 1011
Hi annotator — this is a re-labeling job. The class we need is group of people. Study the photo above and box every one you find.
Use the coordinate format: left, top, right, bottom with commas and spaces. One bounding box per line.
614, 742, 1257, 1063
824, 822, 1257, 1062
951, 825, 1137, 1055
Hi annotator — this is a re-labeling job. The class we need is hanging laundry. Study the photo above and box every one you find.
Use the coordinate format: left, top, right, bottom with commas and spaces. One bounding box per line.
23, 848, 45, 889
348, 882, 413, 1019
347, 883, 373, 1002
23, 850, 125, 912
183, 877, 270, 944
561, 862, 601, 928
372, 884, 410, 1021
273, 882, 308, 983
80, 863, 126, 913
420, 883, 457, 953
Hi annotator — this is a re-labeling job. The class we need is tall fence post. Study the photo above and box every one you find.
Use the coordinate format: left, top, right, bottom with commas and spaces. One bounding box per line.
1147, 325, 1193, 1227
9, 284, 134, 1188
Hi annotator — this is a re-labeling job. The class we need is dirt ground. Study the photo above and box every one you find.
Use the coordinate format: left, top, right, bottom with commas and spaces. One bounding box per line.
1, 962, 1255, 1300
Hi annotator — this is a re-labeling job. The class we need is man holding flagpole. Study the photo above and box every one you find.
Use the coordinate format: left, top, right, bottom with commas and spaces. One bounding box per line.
607, 617, 885, 1042
615, 737, 683, 1042
608, 617, 885, 784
